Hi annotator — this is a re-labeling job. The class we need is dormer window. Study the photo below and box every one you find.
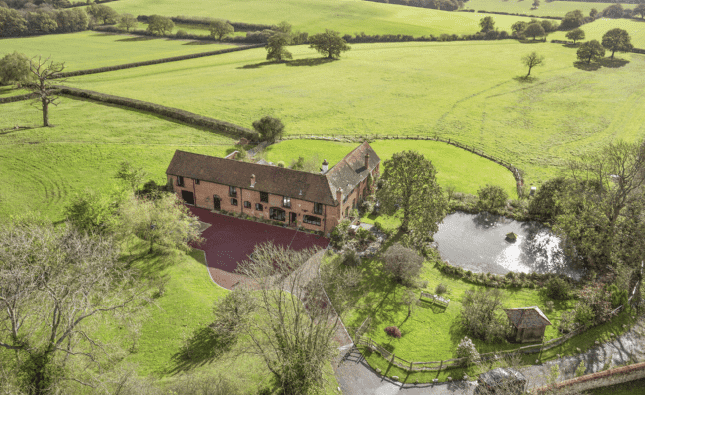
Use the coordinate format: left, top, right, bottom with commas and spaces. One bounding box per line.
229, 186, 237, 197
282, 197, 291, 208
177, 176, 184, 187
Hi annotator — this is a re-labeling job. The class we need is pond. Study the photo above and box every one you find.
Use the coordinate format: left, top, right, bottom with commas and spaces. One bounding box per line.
433, 212, 583, 279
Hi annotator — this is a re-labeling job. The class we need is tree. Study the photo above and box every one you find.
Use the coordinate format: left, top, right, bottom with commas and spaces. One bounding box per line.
565, 28, 585, 44
117, 13, 138, 32
114, 160, 147, 194
375, 151, 447, 242
602, 28, 632, 58
0, 6, 27, 37
308, 29, 350, 59
602, 4, 625, 18
479, 16, 495, 33
54, 9, 88, 33
459, 288, 511, 344
576, 39, 605, 64
560, 9, 584, 29
0, 51, 32, 85
26, 11, 57, 34
212, 242, 355, 394
114, 192, 204, 254
63, 188, 114, 234
380, 244, 423, 285
528, 177, 571, 222
147, 15, 174, 36
25, 55, 66, 127
265, 29, 292, 61
532, 0, 540, 9
252, 115, 284, 142
521, 51, 544, 77
554, 140, 645, 271
456, 336, 480, 367
87, 4, 117, 25
589, 8, 598, 19
209, 20, 233, 41
477, 184, 508, 213
0, 219, 152, 394
633, 3, 645, 20
511, 21, 527, 36
540, 20, 557, 33
524, 22, 545, 41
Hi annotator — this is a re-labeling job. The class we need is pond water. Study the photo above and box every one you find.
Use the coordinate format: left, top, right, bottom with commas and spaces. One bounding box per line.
433, 212, 583, 279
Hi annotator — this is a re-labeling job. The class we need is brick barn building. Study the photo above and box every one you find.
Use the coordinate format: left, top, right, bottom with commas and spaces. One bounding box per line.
166, 142, 381, 235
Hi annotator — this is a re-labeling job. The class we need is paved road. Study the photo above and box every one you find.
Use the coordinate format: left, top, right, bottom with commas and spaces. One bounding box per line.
333, 316, 645, 395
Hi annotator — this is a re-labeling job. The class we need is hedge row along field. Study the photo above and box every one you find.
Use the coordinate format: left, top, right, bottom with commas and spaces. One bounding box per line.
0, 31, 236, 71
464, 0, 626, 18
67, 41, 645, 186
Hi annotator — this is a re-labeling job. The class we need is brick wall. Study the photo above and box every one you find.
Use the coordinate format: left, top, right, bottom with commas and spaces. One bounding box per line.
533, 362, 645, 395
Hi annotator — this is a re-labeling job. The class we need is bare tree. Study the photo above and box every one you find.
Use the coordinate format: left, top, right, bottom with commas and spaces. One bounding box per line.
521, 52, 545, 78
213, 242, 358, 394
0, 219, 153, 394
25, 55, 66, 127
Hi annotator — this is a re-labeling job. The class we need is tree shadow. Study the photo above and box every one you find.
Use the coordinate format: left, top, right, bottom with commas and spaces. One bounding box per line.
573, 61, 601, 72
168, 326, 233, 374
116, 36, 156, 42
513, 76, 538, 84
563, 43, 580, 49
182, 41, 218, 45
237, 57, 336, 70
0, 125, 41, 136
599, 57, 629, 68
91, 32, 116, 37
519, 40, 545, 44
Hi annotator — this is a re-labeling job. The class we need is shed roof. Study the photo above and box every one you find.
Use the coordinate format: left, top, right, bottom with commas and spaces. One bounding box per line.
504, 306, 552, 329
166, 150, 337, 206
326, 142, 380, 198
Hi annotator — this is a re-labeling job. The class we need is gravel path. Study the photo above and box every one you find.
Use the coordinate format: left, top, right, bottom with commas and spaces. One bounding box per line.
333, 316, 645, 395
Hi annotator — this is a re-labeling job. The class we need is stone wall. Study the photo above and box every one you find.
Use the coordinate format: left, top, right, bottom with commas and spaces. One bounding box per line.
533, 362, 645, 395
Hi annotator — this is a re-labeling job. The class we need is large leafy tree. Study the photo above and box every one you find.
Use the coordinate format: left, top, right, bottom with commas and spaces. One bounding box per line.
524, 22, 545, 41
479, 16, 495, 33
117, 13, 138, 32
576, 39, 605, 64
566, 28, 585, 44
212, 242, 360, 394
252, 115, 284, 142
0, 219, 152, 394
308, 29, 350, 59
633, 3, 645, 20
560, 9, 584, 29
264, 23, 293, 62
0, 51, 32, 85
147, 15, 174, 36
477, 184, 508, 213
87, 4, 118, 25
376, 151, 447, 244
602, 28, 633, 58
0, 7, 28, 37
209, 20, 234, 41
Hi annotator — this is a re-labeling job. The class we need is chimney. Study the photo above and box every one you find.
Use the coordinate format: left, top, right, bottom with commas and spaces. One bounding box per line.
365, 153, 370, 170
321, 159, 329, 175
336, 188, 342, 205
250, 174, 256, 188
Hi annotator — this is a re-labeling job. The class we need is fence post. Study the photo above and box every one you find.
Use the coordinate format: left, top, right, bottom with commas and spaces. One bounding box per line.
409, 362, 413, 372
439, 359, 443, 370
391, 353, 395, 366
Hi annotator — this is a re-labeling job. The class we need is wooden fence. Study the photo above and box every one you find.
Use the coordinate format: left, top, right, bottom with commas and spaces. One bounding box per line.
281, 133, 526, 198
356, 335, 467, 372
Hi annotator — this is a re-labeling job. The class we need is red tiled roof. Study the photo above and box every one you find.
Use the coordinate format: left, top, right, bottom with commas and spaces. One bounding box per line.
166, 150, 337, 206
504, 307, 552, 329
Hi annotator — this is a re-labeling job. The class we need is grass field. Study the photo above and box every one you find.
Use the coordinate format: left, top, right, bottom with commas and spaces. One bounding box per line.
465, 0, 627, 17
0, 31, 234, 71
0, 98, 236, 221
552, 17, 645, 50
263, 139, 518, 198
68, 40, 644, 185
133, 21, 248, 38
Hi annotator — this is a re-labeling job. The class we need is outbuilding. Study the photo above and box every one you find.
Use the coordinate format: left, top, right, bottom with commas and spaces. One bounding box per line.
504, 306, 552, 343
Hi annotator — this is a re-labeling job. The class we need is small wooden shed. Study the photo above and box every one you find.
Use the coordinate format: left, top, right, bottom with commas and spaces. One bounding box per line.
504, 306, 552, 343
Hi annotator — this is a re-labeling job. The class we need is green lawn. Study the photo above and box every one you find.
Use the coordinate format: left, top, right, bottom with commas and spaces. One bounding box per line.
0, 98, 236, 221
0, 31, 234, 71
465, 0, 627, 18
107, 0, 521, 36
67, 40, 644, 186
264, 139, 518, 198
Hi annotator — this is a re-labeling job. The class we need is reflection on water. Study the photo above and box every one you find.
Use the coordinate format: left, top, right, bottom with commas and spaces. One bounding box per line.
433, 212, 583, 279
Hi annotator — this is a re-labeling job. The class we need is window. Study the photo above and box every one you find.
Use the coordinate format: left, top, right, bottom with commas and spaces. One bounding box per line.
269, 208, 286, 222
303, 215, 321, 226
255, 203, 263, 211
231, 198, 238, 206
177, 176, 184, 187
313, 202, 323, 215
282, 196, 291, 208
352, 198, 356, 209
244, 201, 251, 209
229, 186, 237, 197
260, 192, 269, 203
194, 178, 200, 185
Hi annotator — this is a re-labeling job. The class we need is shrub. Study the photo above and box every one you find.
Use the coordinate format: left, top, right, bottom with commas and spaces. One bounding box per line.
456, 336, 480, 367
557, 311, 576, 333
384, 326, 402, 338
176, 29, 188, 38
545, 300, 555, 314
252, 115, 284, 142
342, 250, 361, 267
477, 184, 508, 213
277, 160, 285, 168
359, 200, 374, 215
574, 302, 594, 326
416, 279, 428, 289
460, 288, 512, 343
543, 276, 572, 301
435, 283, 447, 295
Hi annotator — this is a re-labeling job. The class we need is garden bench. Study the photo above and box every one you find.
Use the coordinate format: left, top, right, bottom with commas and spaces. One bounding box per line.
420, 292, 449, 307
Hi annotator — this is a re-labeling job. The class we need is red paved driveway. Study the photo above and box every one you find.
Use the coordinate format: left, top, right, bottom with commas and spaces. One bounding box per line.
188, 206, 329, 281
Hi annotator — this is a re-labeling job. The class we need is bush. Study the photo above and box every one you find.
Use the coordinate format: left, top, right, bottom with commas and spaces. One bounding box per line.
384, 326, 402, 338
435, 283, 447, 295
277, 160, 285, 168
460, 288, 512, 343
356, 227, 371, 241
342, 250, 361, 267
456, 336, 480, 367
543, 276, 572, 301
176, 29, 188, 38
252, 116, 284, 142
359, 200, 374, 215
